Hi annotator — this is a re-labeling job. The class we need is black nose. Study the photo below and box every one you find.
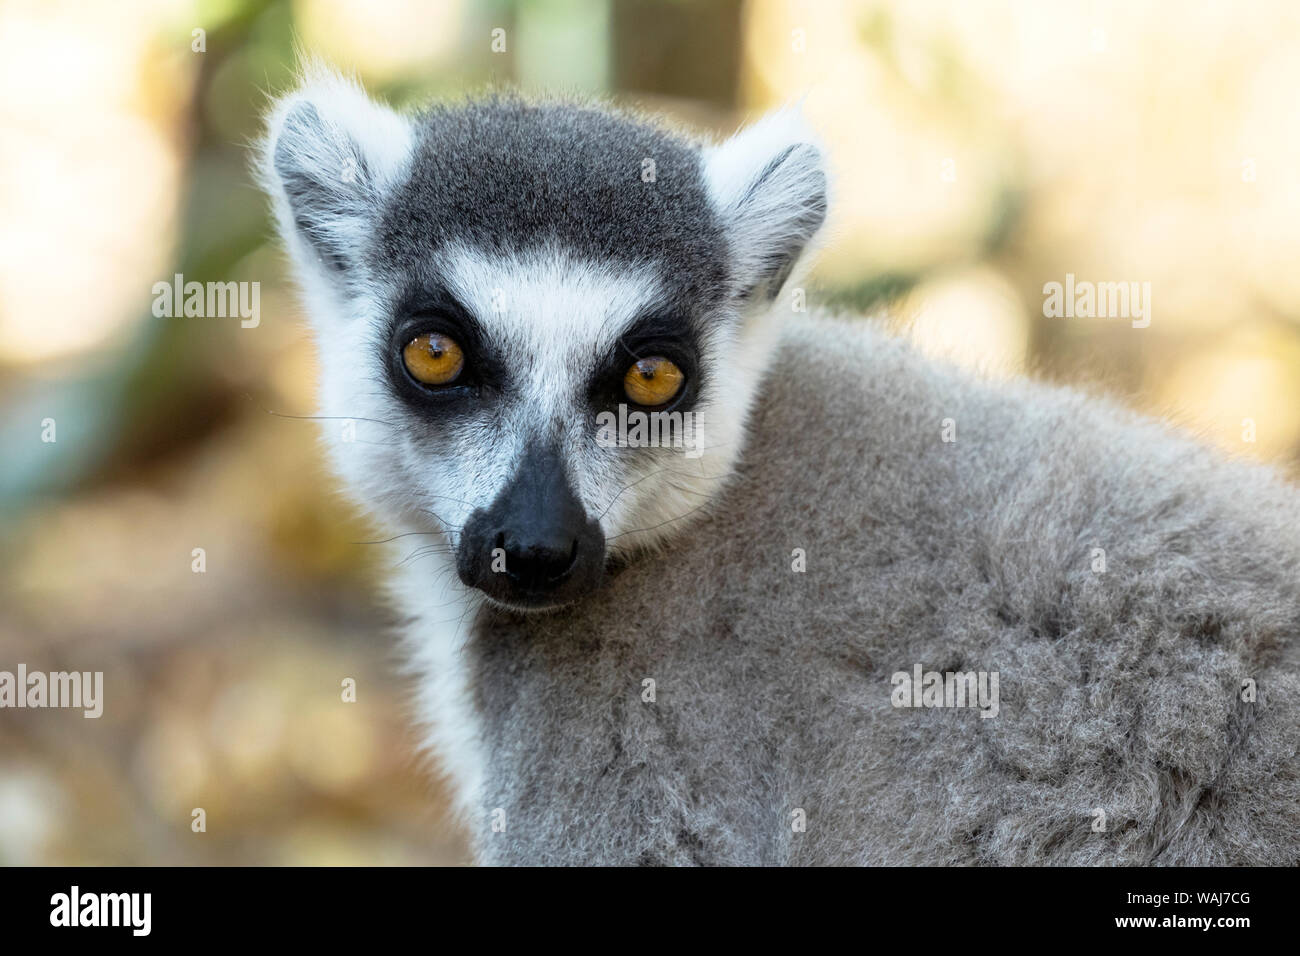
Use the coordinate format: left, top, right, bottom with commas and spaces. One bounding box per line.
457, 444, 606, 608
497, 530, 579, 590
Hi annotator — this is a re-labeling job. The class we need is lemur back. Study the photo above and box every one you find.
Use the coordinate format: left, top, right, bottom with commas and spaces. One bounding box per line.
462, 313, 1300, 865
259, 69, 1300, 866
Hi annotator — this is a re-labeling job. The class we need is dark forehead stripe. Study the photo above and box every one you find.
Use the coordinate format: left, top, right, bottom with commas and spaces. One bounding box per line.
371, 96, 730, 307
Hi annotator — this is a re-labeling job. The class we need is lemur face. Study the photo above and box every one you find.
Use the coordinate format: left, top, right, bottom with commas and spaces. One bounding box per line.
262, 68, 826, 610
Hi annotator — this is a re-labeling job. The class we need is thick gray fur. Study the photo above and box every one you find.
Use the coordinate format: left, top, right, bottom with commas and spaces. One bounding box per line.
372, 96, 730, 307
472, 315, 1300, 865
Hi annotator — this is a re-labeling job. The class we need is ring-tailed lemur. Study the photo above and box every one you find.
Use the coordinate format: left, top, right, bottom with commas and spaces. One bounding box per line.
260, 66, 1300, 865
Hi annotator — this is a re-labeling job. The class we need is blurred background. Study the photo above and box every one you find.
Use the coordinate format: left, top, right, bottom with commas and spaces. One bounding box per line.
2, 0, 1298, 865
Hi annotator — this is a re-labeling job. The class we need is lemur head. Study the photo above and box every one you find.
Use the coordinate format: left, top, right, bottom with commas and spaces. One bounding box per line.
260, 67, 827, 611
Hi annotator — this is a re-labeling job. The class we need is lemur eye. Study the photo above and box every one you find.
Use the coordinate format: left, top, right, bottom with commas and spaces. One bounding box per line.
403, 332, 465, 386
623, 356, 684, 406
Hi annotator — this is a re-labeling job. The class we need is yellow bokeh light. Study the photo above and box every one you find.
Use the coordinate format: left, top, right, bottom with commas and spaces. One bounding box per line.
0, 0, 187, 364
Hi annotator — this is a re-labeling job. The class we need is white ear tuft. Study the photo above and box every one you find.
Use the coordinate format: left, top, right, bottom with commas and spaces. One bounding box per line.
703, 108, 828, 300
258, 62, 413, 279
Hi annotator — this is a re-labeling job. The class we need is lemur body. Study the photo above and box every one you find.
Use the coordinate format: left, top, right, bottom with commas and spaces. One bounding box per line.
262, 68, 1300, 865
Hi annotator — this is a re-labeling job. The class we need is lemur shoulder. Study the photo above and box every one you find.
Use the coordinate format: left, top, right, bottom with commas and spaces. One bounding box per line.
260, 67, 1300, 865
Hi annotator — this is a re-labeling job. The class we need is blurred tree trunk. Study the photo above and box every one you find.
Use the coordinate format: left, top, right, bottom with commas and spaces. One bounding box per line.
611, 0, 742, 109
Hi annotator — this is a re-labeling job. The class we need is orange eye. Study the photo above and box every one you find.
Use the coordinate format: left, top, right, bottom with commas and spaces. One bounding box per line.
623, 356, 684, 406
403, 332, 465, 386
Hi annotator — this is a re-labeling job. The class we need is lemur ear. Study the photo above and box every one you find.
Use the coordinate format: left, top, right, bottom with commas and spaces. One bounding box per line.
259, 65, 413, 279
703, 108, 828, 301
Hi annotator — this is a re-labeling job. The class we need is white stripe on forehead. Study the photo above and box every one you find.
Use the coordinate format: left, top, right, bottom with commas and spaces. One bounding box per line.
437, 242, 667, 414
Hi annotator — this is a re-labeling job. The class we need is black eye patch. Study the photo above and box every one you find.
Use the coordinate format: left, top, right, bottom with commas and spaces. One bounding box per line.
590, 313, 703, 414
383, 281, 506, 406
